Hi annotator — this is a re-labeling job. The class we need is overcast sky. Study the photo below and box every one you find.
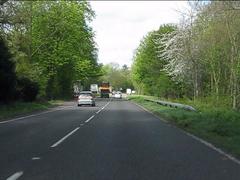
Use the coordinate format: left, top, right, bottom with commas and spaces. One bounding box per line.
90, 1, 189, 67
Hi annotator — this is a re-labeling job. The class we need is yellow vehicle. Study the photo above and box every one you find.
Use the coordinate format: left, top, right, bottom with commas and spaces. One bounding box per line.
99, 82, 111, 98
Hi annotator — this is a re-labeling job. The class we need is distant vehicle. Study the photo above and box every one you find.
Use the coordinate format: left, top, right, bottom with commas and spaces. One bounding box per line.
132, 90, 136, 94
90, 84, 98, 93
73, 81, 83, 98
99, 82, 111, 98
126, 88, 131, 95
114, 91, 122, 99
77, 91, 95, 107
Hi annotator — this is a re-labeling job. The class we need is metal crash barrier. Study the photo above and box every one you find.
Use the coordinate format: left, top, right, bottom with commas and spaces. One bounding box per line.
145, 99, 196, 111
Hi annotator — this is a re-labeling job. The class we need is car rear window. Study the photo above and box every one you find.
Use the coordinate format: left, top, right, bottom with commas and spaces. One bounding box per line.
79, 94, 92, 98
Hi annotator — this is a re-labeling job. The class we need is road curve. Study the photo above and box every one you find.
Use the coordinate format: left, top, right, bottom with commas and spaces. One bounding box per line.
0, 99, 240, 180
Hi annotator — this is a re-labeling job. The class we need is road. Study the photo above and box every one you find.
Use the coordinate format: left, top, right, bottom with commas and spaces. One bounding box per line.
0, 98, 240, 180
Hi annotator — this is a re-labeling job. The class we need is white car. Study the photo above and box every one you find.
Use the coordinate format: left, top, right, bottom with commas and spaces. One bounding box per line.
114, 92, 122, 99
78, 91, 95, 106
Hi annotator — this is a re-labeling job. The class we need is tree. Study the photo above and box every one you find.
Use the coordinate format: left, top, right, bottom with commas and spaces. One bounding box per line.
155, 1, 240, 109
1, 1, 101, 100
132, 24, 179, 98
0, 38, 16, 103
100, 63, 134, 92
31, 1, 99, 99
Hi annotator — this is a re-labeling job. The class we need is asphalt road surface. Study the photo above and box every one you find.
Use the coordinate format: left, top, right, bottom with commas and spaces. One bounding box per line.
1, 98, 240, 180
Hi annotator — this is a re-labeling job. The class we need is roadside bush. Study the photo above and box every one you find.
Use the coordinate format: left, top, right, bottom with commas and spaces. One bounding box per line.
16, 76, 39, 102
0, 38, 16, 103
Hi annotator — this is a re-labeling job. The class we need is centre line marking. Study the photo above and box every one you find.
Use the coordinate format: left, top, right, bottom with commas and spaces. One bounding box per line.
96, 109, 102, 114
101, 101, 110, 110
51, 127, 80, 148
85, 115, 94, 123
6, 171, 23, 180
95, 100, 110, 114
32, 157, 41, 160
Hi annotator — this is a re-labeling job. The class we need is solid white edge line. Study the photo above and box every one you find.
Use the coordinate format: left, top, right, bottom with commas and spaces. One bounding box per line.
0, 106, 71, 124
0, 111, 53, 124
184, 131, 240, 165
132, 101, 168, 123
6, 171, 23, 180
130, 100, 240, 166
85, 115, 95, 123
51, 127, 80, 148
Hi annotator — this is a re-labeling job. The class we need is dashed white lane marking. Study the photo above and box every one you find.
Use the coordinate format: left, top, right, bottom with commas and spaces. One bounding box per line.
32, 157, 41, 160
50, 100, 111, 147
0, 100, 111, 125
96, 109, 102, 114
6, 171, 23, 180
51, 127, 80, 148
85, 115, 95, 123
96, 100, 111, 114
103, 101, 111, 108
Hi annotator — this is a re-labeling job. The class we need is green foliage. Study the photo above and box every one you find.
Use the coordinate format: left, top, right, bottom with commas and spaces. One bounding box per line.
132, 24, 179, 97
131, 2, 240, 109
0, 1, 100, 101
31, 1, 99, 99
16, 76, 39, 102
100, 63, 134, 91
0, 100, 61, 121
0, 38, 16, 103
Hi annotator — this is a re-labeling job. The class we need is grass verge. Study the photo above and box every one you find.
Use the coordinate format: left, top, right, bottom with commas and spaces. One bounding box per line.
129, 95, 240, 158
0, 100, 64, 121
